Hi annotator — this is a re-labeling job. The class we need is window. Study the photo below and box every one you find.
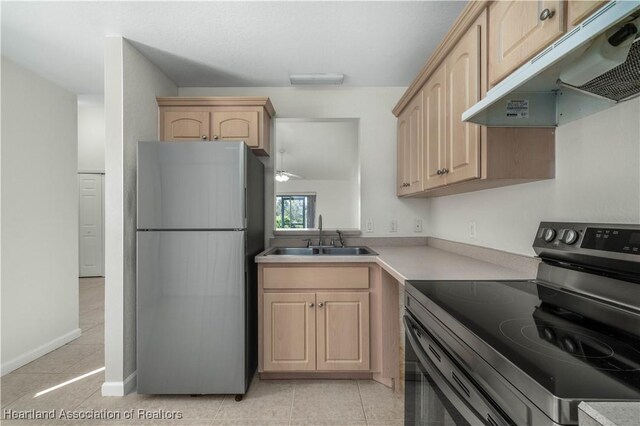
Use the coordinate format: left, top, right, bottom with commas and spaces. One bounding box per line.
275, 194, 316, 229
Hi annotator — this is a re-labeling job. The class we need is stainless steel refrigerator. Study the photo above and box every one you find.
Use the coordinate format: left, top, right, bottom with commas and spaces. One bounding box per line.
136, 141, 264, 396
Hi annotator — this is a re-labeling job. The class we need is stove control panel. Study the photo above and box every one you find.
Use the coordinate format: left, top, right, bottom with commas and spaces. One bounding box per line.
536, 224, 586, 247
582, 227, 640, 255
534, 222, 640, 261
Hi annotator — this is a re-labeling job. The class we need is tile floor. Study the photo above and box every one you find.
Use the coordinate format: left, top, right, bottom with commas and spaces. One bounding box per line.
2, 277, 404, 425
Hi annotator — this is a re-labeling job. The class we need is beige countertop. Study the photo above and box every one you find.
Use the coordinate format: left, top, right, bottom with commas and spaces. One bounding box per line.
256, 244, 536, 283
579, 402, 640, 426
373, 245, 534, 283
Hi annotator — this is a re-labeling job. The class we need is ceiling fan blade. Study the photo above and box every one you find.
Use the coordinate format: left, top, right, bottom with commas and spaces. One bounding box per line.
283, 171, 303, 179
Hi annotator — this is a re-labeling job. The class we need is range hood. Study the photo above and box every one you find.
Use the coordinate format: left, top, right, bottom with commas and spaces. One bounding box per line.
463, 0, 640, 127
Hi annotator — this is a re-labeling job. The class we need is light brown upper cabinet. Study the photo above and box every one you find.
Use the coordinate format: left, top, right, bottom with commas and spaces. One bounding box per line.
211, 110, 259, 147
445, 22, 481, 185
489, 0, 565, 86
162, 110, 210, 141
393, 4, 555, 198
396, 110, 409, 195
158, 97, 275, 156
423, 64, 447, 191
567, 0, 608, 28
397, 91, 423, 196
419, 12, 483, 191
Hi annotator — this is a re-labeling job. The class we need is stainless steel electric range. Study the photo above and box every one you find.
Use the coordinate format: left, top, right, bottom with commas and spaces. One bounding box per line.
404, 222, 640, 425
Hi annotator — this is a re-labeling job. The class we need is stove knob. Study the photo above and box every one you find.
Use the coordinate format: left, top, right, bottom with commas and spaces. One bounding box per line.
543, 328, 555, 341
563, 337, 577, 353
543, 228, 556, 242
564, 229, 579, 245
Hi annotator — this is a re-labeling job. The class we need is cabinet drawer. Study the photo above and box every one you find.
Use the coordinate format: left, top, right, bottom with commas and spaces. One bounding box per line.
263, 267, 369, 290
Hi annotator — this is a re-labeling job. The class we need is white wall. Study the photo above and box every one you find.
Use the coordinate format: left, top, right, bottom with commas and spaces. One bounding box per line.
103, 37, 177, 395
179, 87, 431, 237
276, 179, 358, 229
1, 57, 80, 374
428, 99, 640, 256
78, 97, 105, 172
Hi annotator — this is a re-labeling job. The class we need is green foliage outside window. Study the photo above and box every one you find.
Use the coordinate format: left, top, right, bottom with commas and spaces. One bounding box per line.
275, 195, 316, 229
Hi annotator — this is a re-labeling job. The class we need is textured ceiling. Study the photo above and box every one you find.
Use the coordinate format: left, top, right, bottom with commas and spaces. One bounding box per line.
1, 1, 466, 94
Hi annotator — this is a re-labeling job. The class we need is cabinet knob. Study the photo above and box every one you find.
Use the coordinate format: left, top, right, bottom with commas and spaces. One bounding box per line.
436, 169, 442, 175
201, 135, 207, 140
309, 303, 314, 308
442, 168, 449, 174
539, 8, 555, 21
318, 302, 324, 307
213, 135, 219, 140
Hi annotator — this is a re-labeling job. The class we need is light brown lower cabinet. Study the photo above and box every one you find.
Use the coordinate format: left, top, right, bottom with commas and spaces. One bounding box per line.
263, 291, 370, 372
263, 292, 316, 372
317, 292, 370, 371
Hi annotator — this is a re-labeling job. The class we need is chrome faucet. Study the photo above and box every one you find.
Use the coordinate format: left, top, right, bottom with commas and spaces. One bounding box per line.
336, 230, 345, 247
318, 214, 323, 246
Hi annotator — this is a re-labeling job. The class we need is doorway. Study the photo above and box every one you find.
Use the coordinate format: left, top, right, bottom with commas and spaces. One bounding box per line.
78, 173, 104, 277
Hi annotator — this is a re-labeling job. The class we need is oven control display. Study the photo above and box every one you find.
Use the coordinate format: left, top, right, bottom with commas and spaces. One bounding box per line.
581, 228, 640, 255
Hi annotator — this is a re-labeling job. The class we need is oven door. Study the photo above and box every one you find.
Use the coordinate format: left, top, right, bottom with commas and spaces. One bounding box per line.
404, 314, 511, 426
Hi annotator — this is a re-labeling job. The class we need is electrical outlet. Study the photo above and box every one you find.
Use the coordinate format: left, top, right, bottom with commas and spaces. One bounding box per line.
365, 219, 374, 233
469, 221, 477, 239
390, 219, 398, 233
414, 218, 423, 233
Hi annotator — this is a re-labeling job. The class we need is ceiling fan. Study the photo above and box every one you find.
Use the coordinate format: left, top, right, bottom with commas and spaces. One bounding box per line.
275, 149, 303, 182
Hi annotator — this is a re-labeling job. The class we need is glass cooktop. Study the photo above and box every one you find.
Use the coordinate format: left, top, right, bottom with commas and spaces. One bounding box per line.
406, 279, 640, 400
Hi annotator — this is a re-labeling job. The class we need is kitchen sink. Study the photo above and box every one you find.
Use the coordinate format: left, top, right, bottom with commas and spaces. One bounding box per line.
264, 246, 377, 256
266, 247, 321, 255
320, 247, 377, 255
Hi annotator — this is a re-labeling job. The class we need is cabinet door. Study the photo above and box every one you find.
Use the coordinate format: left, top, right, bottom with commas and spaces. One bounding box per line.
407, 92, 423, 194
489, 0, 564, 85
316, 292, 370, 371
212, 111, 259, 147
423, 65, 447, 190
567, 1, 607, 28
445, 22, 481, 185
161, 111, 210, 141
397, 112, 410, 196
263, 292, 316, 371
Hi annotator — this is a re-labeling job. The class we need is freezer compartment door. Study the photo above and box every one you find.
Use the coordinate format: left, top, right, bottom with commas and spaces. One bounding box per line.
137, 141, 245, 230
137, 230, 246, 394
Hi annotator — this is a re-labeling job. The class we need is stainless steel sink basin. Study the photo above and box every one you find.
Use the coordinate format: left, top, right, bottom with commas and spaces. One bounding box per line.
321, 247, 377, 256
264, 246, 377, 256
266, 247, 321, 255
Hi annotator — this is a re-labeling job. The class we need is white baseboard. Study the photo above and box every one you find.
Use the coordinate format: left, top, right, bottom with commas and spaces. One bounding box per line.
1, 328, 82, 376
101, 370, 136, 396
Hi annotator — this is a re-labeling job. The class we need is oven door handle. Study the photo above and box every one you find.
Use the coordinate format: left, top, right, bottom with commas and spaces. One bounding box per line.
404, 315, 512, 426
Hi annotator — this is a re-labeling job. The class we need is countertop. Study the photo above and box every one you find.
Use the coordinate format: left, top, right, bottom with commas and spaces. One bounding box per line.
256, 244, 535, 283
373, 245, 534, 283
579, 402, 640, 426
256, 243, 636, 419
